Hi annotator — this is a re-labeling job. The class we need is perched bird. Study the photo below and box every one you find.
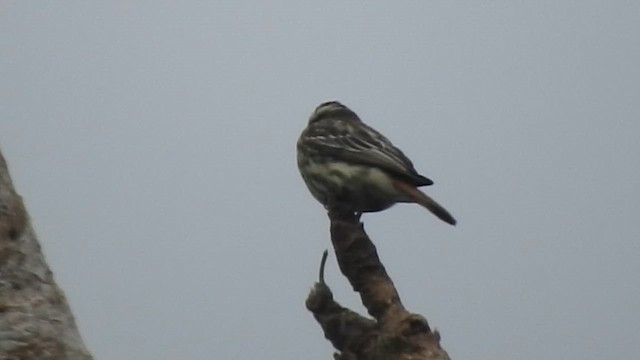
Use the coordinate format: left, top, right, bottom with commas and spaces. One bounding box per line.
297, 101, 456, 225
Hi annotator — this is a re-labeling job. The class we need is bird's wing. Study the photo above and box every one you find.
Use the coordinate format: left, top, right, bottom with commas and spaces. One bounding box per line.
301, 121, 433, 186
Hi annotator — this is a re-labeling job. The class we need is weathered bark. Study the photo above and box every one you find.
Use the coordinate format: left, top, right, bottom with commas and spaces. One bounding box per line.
0, 148, 92, 359
306, 210, 450, 360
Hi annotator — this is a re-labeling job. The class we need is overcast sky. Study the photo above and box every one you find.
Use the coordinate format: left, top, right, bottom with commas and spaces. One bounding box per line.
1, 1, 639, 359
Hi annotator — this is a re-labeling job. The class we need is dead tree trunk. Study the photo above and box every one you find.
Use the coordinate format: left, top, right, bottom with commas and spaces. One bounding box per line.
0, 148, 92, 359
306, 210, 451, 360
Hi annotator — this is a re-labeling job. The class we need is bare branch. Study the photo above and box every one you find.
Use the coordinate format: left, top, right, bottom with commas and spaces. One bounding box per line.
306, 209, 451, 360
0, 148, 92, 359
319, 249, 329, 284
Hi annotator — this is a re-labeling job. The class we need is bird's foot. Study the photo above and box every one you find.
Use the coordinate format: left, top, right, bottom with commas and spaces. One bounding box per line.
325, 201, 359, 223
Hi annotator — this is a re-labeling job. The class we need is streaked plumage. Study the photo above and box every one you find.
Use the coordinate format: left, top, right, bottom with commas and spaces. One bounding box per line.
297, 101, 456, 225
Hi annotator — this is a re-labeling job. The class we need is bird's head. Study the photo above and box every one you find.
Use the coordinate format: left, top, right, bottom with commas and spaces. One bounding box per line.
308, 101, 360, 124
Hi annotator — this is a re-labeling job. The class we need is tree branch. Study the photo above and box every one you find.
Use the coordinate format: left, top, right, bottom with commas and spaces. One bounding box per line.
307, 210, 451, 360
0, 148, 92, 359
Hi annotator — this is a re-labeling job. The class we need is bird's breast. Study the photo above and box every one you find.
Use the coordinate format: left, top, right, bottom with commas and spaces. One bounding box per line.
301, 159, 408, 212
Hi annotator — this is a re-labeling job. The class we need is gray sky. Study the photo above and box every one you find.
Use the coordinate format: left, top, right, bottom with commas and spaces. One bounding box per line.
1, 1, 639, 359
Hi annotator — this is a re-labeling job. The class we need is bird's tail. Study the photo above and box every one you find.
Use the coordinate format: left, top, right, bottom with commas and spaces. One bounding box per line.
415, 192, 457, 226
392, 179, 457, 226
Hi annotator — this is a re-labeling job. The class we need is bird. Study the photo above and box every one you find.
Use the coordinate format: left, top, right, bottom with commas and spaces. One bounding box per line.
296, 101, 456, 225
